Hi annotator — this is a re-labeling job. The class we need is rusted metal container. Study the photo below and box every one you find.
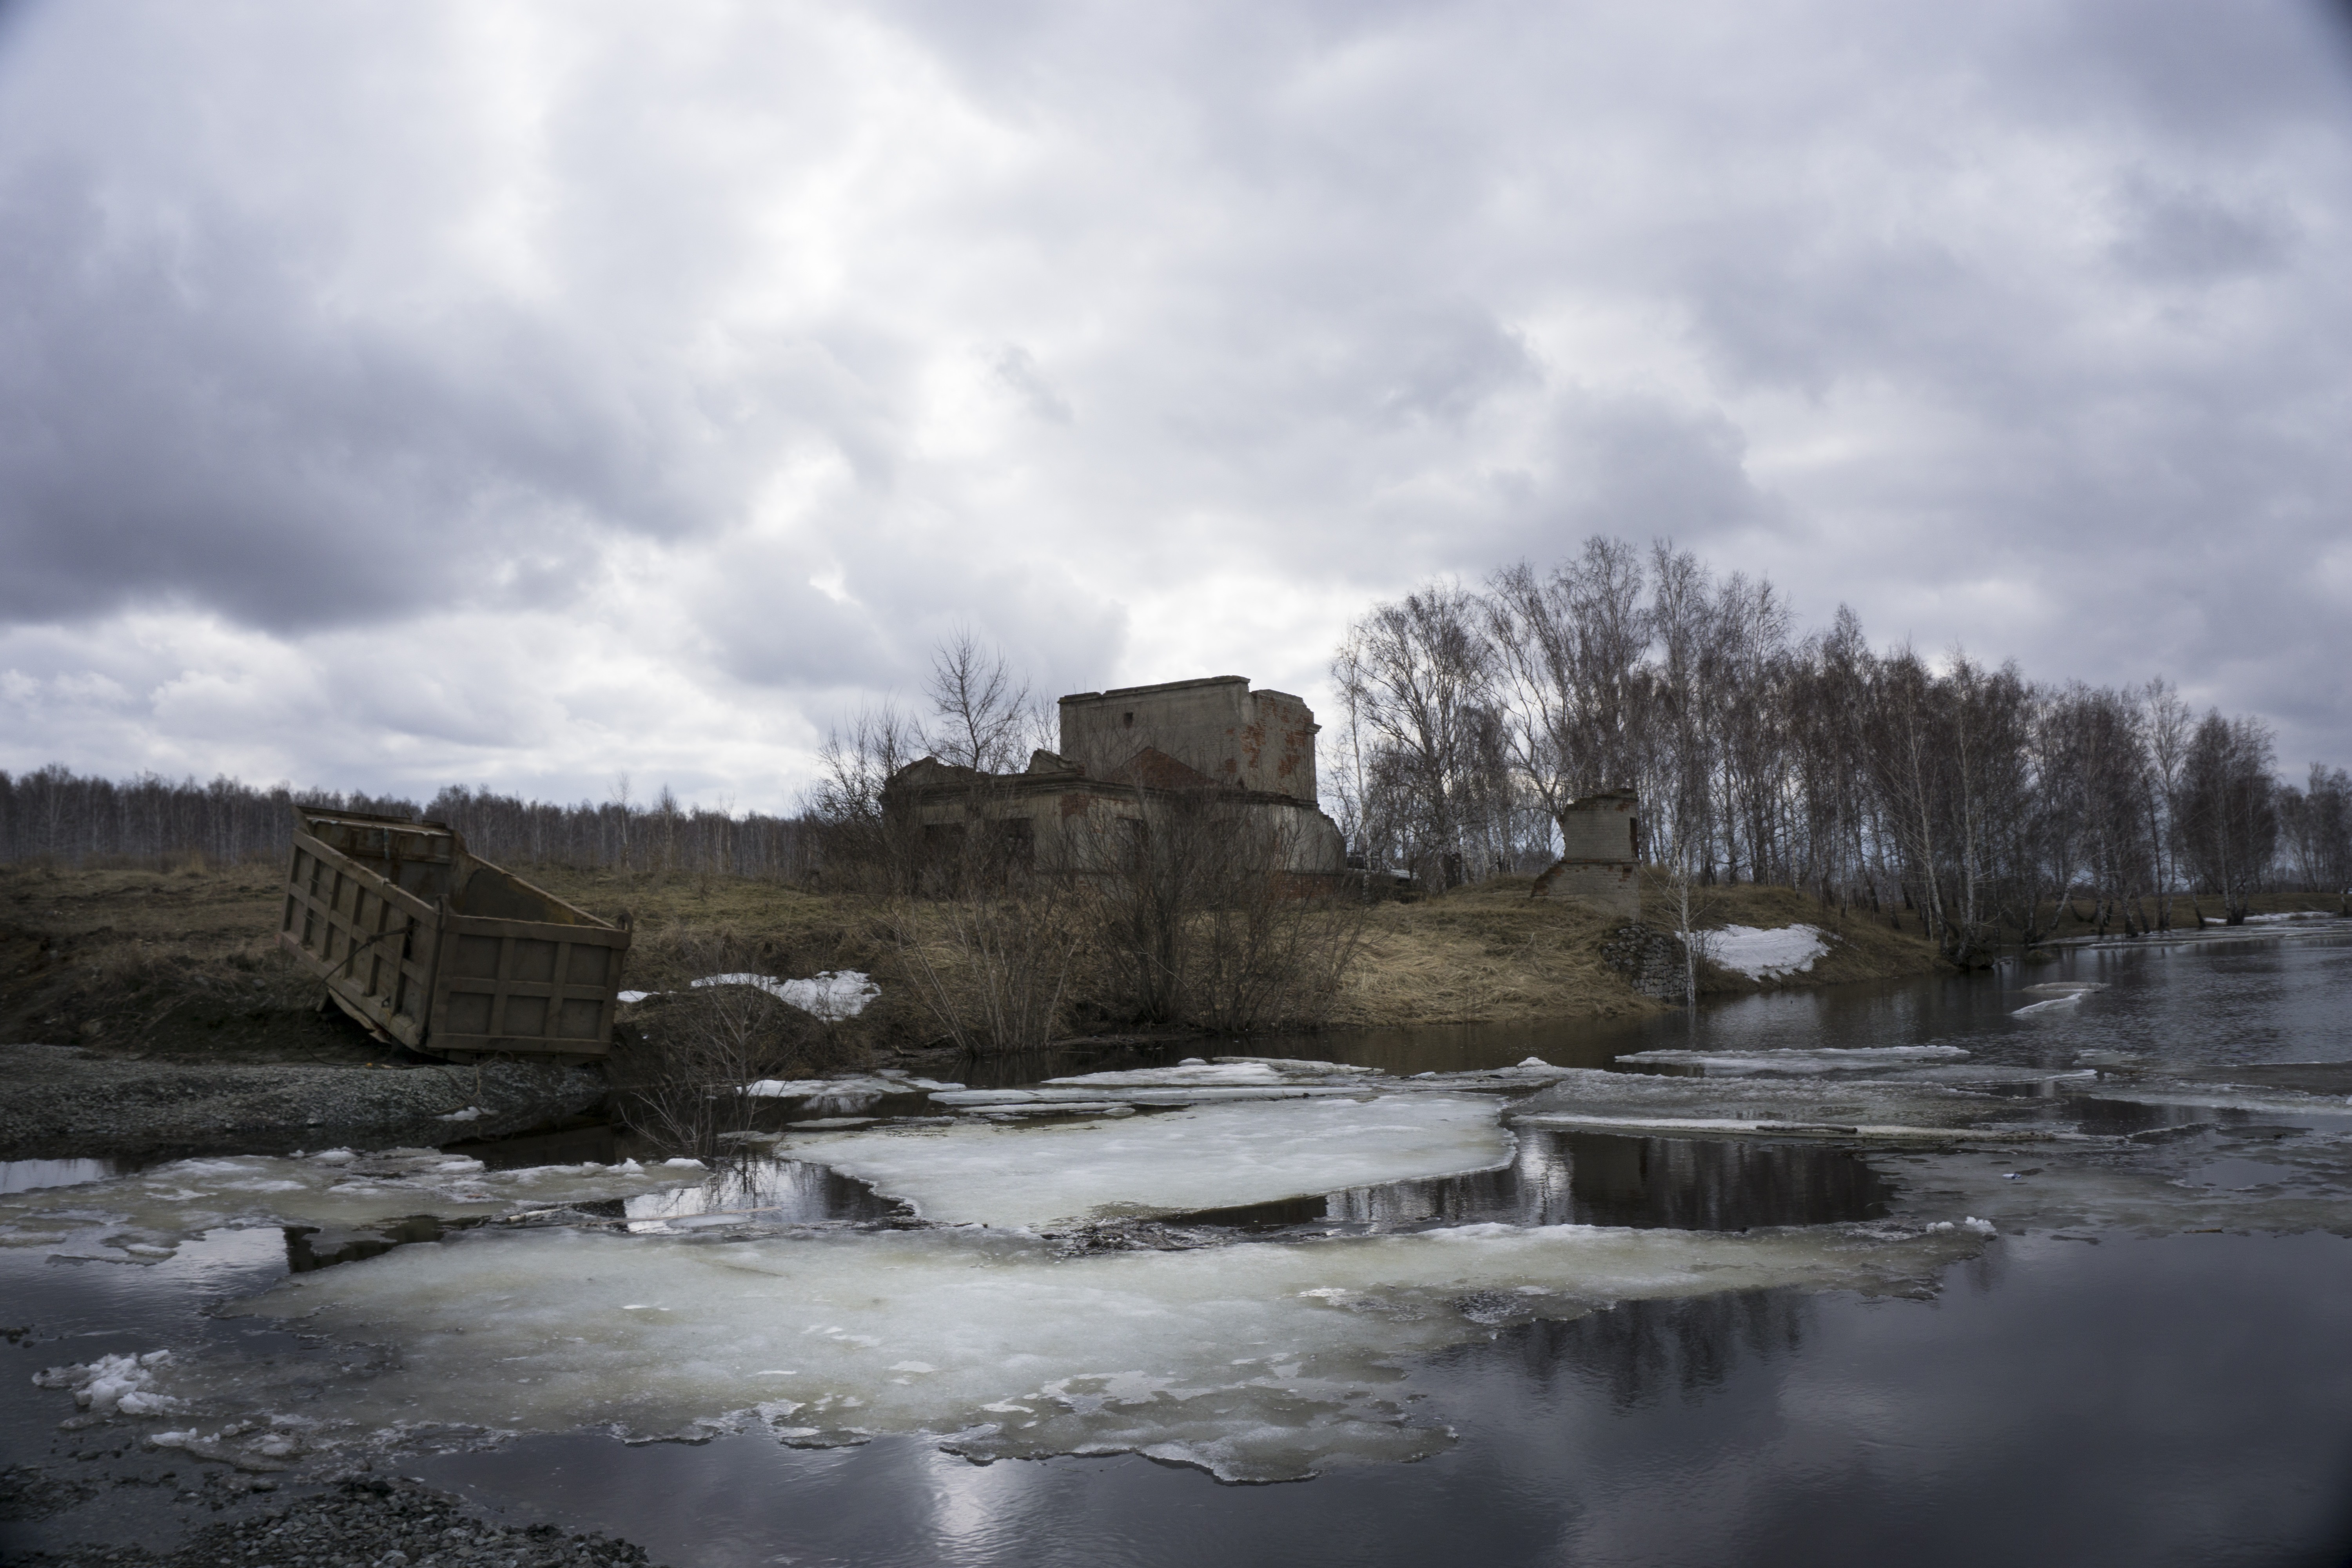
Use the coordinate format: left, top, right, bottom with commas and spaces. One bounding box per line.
277, 806, 629, 1061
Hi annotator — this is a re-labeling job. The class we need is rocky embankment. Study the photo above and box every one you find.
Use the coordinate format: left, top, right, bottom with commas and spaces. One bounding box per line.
13, 1474, 662, 1568
0, 1044, 606, 1160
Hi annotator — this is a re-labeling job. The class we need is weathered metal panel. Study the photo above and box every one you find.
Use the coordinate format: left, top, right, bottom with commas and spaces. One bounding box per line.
276, 807, 627, 1060
425, 904, 630, 1059
278, 820, 446, 1052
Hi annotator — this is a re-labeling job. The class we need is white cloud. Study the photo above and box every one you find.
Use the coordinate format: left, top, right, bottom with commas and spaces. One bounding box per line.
2, 0, 2349, 804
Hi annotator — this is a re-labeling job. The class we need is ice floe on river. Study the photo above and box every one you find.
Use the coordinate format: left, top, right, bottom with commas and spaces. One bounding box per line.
777, 1095, 1514, 1226
16, 1033, 2352, 1488
1616, 1045, 1972, 1074
0, 1149, 707, 1259
190, 1218, 1990, 1481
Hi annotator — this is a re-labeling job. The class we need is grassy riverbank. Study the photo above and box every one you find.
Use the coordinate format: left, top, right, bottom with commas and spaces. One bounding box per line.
5, 860, 2341, 1061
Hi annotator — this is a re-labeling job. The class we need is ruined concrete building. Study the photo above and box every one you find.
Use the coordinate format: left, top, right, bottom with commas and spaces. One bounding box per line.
1531, 789, 1642, 918
885, 676, 1348, 875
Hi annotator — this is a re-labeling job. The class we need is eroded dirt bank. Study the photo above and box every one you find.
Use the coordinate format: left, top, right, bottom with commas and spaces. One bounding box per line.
0, 1044, 606, 1161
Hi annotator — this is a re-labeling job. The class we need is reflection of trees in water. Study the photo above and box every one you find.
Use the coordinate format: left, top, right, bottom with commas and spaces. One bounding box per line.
1554, 1132, 1890, 1230
622, 1155, 906, 1225
1325, 1131, 1887, 1232
1506, 1288, 1812, 1410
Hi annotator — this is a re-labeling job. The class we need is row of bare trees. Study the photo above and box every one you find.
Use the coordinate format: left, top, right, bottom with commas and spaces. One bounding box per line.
1332, 536, 2352, 959
0, 765, 819, 880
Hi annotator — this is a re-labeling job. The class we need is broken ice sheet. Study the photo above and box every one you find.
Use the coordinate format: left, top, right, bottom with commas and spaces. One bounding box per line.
1511, 1068, 2024, 1136
781, 1094, 1514, 1226
0, 1151, 710, 1258
1616, 1046, 1973, 1074
209, 1219, 1990, 1482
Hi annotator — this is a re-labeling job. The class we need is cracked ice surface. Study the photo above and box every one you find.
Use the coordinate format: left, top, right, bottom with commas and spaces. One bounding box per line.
781, 1096, 1514, 1226
0, 1150, 709, 1259
206, 1220, 1988, 1482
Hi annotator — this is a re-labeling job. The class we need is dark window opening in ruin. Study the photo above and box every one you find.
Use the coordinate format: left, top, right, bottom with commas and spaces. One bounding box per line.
1122, 711, 1134, 727
995, 817, 1036, 872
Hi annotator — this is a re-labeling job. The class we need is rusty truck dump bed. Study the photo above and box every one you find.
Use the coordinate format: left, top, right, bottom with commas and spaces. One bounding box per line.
277, 807, 629, 1061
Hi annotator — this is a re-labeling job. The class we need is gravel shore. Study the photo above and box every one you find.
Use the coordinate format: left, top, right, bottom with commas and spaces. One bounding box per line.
12, 1475, 664, 1568
0, 1044, 608, 1160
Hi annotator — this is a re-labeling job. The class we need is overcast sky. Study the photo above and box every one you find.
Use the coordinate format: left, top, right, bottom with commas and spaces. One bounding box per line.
4, 0, 2349, 810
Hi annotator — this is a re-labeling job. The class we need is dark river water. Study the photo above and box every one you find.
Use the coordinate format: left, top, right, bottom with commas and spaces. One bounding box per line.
6, 923, 2352, 1567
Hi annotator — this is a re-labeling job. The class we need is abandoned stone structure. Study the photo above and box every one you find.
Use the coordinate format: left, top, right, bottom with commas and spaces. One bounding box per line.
884, 676, 1348, 875
1531, 789, 1642, 918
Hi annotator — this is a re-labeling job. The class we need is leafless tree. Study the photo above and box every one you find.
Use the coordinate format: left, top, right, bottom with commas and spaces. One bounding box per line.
924, 629, 1043, 774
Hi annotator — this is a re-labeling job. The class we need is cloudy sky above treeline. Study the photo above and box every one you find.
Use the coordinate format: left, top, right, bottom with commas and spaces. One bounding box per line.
4, 0, 2349, 811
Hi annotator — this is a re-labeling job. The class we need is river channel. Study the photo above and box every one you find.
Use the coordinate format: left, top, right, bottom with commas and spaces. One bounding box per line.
6, 921, 2351, 1566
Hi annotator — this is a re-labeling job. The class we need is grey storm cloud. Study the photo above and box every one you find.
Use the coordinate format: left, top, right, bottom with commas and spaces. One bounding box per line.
0, 0, 2348, 804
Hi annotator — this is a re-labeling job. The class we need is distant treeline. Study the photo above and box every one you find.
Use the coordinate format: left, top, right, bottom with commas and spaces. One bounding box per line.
0, 767, 819, 882
1333, 536, 2352, 958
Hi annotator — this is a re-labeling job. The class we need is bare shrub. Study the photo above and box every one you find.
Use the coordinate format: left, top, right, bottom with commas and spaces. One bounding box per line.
887, 880, 1081, 1055
608, 935, 843, 1156
1073, 786, 1365, 1034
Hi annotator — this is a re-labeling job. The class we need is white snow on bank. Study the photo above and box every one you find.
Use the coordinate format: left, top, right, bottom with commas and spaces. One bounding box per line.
692, 971, 880, 1021
783, 1095, 1514, 1226
223, 1219, 1990, 1482
619, 973, 881, 1019
1616, 1046, 1971, 1074
1705, 925, 1830, 980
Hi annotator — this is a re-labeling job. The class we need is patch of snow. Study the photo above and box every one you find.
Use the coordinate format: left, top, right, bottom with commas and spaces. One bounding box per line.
1705, 924, 1831, 980
616, 990, 653, 1004
438, 1106, 486, 1123
782, 1094, 1513, 1226
691, 971, 879, 1021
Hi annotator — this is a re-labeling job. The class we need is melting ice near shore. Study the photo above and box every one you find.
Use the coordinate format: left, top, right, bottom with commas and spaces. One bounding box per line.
22, 1035, 2352, 1486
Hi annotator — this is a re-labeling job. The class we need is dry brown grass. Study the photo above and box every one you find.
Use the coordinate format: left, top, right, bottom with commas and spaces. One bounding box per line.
1333, 876, 1651, 1028
17, 856, 2328, 1054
